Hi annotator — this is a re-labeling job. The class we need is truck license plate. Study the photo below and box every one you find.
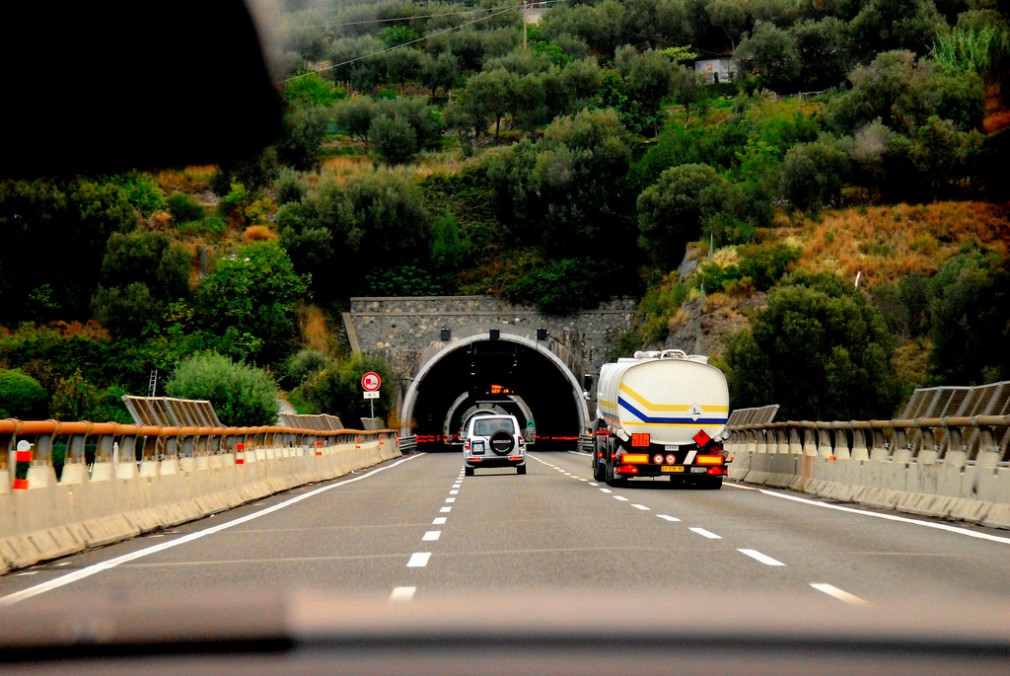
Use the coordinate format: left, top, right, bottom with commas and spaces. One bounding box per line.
661, 466, 685, 473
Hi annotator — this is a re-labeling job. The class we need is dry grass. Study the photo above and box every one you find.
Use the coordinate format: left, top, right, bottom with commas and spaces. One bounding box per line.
300, 305, 331, 353
155, 165, 215, 193
795, 201, 1010, 289
243, 225, 278, 242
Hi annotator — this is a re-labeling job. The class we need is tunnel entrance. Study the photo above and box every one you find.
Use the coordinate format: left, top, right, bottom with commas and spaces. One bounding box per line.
401, 333, 589, 452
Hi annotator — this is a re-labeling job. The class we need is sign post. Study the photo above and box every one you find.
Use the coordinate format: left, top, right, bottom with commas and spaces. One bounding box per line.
361, 371, 381, 420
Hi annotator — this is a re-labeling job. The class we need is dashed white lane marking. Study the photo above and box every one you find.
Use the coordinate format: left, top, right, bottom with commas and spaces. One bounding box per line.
407, 552, 431, 568
724, 483, 757, 491
449, 490, 459, 495
440, 507, 452, 513
389, 587, 416, 603
738, 549, 784, 566
631, 504, 649, 511
600, 488, 613, 494
432, 517, 447, 525
445, 497, 456, 503
810, 583, 870, 606
588, 482, 599, 487
613, 496, 629, 502
690, 528, 722, 540
657, 515, 681, 522
0, 453, 426, 608
422, 530, 441, 542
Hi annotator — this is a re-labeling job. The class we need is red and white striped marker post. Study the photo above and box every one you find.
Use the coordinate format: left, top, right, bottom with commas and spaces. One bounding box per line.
13, 440, 33, 490
235, 442, 245, 465
315, 440, 324, 456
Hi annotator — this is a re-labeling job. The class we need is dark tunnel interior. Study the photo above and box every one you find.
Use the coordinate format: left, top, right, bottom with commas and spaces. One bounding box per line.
409, 339, 584, 452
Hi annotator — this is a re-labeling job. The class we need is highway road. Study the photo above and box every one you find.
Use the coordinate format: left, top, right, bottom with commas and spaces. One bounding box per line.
2, 448, 1010, 673
3, 449, 1010, 608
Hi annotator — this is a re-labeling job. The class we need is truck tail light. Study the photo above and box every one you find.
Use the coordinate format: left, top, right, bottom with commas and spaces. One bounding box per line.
616, 464, 639, 475
621, 454, 649, 464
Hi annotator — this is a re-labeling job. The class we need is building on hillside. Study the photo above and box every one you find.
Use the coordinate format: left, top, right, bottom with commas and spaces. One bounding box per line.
694, 57, 735, 84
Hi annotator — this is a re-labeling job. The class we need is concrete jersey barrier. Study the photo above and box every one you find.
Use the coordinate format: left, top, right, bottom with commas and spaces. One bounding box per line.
0, 420, 401, 574
726, 415, 1010, 529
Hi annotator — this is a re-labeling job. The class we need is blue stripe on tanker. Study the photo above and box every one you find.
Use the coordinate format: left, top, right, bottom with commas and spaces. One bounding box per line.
618, 397, 728, 426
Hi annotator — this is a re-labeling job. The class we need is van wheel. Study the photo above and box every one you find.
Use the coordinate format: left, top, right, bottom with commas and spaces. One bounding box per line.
518, 465, 527, 475
464, 466, 474, 476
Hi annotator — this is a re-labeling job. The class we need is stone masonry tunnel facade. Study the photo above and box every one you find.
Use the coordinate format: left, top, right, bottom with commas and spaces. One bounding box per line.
342, 296, 637, 450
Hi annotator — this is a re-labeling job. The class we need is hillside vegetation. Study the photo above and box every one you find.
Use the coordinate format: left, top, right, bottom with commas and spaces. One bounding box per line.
2, 0, 1009, 425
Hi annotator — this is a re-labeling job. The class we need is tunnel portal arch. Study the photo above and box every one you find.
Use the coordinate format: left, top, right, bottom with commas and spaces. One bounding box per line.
401, 332, 591, 450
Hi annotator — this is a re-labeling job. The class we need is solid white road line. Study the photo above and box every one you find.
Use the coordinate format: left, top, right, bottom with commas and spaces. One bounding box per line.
0, 453, 426, 607
810, 583, 870, 606
755, 488, 1010, 545
738, 548, 785, 566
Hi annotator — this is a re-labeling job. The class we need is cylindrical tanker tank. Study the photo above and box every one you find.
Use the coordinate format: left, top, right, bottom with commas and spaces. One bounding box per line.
596, 349, 729, 447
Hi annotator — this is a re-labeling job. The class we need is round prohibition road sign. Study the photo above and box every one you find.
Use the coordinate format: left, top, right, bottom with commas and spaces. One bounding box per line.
361, 371, 382, 392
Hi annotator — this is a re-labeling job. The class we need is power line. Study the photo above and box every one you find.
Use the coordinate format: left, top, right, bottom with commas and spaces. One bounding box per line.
282, 4, 517, 82
278, 1, 569, 83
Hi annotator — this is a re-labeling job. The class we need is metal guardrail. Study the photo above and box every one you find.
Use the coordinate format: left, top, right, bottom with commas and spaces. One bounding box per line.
727, 414, 1010, 464
0, 418, 397, 473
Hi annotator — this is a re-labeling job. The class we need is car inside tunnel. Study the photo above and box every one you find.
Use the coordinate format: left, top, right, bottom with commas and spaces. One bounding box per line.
405, 337, 586, 452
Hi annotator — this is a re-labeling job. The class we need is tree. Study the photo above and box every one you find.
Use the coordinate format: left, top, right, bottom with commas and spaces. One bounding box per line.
369, 115, 418, 164
779, 138, 851, 211
420, 51, 460, 97
461, 68, 520, 140
296, 353, 391, 423
50, 369, 99, 422
0, 178, 138, 323
734, 20, 803, 93
613, 46, 677, 135
276, 104, 331, 171
0, 368, 48, 419
848, 0, 948, 61
164, 351, 280, 426
637, 163, 723, 268
193, 241, 309, 365
334, 96, 376, 144
927, 249, 1010, 385
725, 272, 902, 420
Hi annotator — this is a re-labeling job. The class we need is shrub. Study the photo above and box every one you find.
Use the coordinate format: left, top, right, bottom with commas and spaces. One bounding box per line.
166, 192, 205, 223
0, 368, 48, 419
164, 351, 280, 426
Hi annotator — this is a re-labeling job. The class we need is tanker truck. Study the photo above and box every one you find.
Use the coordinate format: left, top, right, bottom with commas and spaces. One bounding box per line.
591, 349, 731, 489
